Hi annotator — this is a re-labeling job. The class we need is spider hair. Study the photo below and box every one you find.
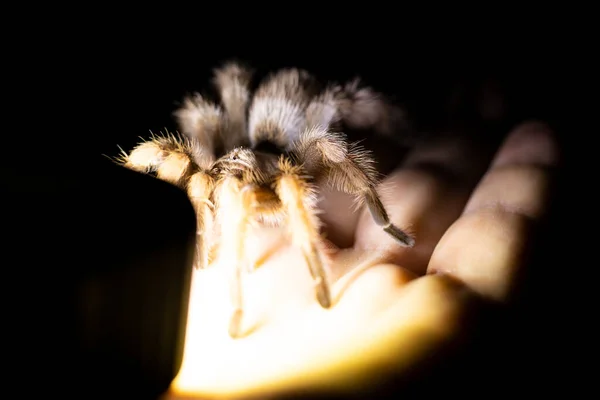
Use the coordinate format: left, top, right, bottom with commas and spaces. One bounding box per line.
118, 61, 414, 338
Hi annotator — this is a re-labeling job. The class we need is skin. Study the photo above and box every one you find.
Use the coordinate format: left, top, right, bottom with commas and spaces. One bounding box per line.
163, 120, 561, 400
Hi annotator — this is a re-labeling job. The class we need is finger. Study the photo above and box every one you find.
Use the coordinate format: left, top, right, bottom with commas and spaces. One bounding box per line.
427, 121, 560, 301
350, 129, 500, 275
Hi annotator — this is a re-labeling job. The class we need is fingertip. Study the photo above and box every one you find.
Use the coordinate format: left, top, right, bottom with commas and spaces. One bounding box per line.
428, 208, 534, 302
492, 120, 560, 168
429, 120, 562, 302
463, 120, 561, 219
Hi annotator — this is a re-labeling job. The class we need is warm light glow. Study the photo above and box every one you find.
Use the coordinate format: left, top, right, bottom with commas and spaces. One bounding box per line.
162, 228, 472, 399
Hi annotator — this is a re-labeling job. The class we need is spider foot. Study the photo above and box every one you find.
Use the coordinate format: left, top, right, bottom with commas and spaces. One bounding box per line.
228, 308, 244, 339
383, 223, 415, 247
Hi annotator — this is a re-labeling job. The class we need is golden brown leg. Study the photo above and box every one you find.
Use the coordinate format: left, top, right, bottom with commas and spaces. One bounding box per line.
186, 171, 215, 269
243, 188, 286, 274
207, 240, 219, 266
275, 157, 332, 308
213, 177, 257, 338
122, 137, 194, 185
248, 242, 282, 273
121, 137, 222, 268
228, 264, 244, 339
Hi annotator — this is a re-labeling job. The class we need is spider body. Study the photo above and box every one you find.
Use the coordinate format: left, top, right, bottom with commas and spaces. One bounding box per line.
119, 62, 415, 338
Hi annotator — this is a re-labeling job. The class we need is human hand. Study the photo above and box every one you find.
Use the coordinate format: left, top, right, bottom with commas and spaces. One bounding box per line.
163, 121, 561, 400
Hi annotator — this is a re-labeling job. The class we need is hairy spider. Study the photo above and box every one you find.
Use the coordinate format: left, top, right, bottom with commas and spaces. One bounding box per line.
117, 62, 415, 338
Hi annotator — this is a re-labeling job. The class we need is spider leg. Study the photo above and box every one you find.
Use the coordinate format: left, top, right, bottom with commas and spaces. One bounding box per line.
207, 238, 220, 266
213, 176, 257, 338
212, 62, 253, 150
363, 186, 414, 246
186, 171, 216, 269
333, 78, 410, 138
346, 145, 415, 246
292, 127, 415, 247
247, 241, 282, 273
275, 157, 332, 308
173, 92, 223, 164
121, 135, 219, 269
121, 135, 195, 185
243, 186, 286, 273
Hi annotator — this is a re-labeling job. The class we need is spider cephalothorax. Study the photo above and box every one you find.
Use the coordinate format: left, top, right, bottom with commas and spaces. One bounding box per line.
118, 62, 415, 338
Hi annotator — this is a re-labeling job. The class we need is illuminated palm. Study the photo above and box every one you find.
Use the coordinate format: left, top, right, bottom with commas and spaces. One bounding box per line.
165, 121, 560, 399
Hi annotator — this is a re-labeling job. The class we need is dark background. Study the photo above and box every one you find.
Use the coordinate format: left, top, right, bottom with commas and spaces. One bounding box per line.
15, 25, 575, 167
70, 43, 571, 163
4, 17, 583, 398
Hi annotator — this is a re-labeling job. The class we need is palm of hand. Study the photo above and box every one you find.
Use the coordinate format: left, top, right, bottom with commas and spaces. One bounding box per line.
167, 122, 559, 399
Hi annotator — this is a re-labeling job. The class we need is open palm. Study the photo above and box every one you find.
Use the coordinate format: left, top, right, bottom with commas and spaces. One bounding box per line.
165, 121, 560, 399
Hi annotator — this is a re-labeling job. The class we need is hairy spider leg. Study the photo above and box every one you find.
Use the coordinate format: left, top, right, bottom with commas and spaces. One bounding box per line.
275, 157, 332, 309
292, 127, 415, 248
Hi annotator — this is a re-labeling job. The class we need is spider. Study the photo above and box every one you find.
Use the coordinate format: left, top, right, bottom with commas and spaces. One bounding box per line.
118, 62, 415, 338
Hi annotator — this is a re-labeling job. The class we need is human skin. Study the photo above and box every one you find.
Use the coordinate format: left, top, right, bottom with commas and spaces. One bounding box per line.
163, 121, 561, 400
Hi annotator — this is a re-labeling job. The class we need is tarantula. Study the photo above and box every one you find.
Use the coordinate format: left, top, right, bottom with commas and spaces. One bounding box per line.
118, 62, 415, 338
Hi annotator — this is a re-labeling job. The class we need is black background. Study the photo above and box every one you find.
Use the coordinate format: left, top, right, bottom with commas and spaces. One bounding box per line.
71, 43, 569, 162
13, 21, 575, 167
